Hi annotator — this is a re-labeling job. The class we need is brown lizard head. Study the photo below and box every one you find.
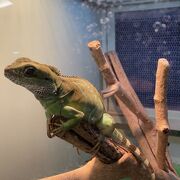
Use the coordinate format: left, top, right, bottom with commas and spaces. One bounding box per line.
4, 57, 61, 99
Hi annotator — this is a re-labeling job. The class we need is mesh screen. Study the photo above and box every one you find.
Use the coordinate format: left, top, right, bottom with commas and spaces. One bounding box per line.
115, 7, 180, 110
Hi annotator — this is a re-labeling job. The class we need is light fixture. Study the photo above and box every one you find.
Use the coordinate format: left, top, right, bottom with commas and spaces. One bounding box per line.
0, 0, 12, 8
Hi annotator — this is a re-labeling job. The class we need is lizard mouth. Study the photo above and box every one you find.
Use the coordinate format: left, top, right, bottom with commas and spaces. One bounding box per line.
4, 68, 12, 78
4, 68, 20, 84
4, 67, 56, 99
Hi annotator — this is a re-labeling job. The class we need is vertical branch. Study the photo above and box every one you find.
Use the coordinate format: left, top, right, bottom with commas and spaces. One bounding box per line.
154, 58, 170, 171
88, 40, 117, 85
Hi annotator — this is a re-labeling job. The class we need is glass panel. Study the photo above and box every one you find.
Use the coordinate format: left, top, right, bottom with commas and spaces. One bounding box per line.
115, 7, 180, 110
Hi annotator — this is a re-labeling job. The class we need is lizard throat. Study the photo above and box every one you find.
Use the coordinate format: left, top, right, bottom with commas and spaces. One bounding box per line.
30, 85, 57, 99
4, 70, 57, 99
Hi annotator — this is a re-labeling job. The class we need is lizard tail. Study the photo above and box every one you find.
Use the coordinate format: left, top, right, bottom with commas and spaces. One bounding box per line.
112, 128, 156, 180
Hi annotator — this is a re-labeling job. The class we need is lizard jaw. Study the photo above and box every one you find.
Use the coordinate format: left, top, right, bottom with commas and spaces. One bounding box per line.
4, 68, 56, 99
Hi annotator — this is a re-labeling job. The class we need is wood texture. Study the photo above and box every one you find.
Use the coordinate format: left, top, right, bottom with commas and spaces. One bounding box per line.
40, 155, 154, 180
46, 116, 155, 180
154, 59, 170, 171
49, 116, 125, 164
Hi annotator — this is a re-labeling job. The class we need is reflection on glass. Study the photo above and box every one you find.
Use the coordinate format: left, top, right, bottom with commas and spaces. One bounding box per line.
0, 0, 12, 8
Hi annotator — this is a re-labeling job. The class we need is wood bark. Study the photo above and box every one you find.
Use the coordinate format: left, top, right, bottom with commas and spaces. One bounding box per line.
45, 114, 154, 179
39, 155, 153, 180
49, 116, 125, 164
154, 59, 170, 171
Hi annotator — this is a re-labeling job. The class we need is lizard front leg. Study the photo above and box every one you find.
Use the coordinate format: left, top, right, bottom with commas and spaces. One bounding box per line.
47, 115, 63, 138
50, 106, 85, 138
89, 113, 115, 154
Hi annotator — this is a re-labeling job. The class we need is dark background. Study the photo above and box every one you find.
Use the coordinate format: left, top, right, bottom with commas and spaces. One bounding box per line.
115, 7, 180, 110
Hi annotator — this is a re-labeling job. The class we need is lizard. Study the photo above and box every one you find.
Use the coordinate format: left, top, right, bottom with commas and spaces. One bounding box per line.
4, 57, 155, 179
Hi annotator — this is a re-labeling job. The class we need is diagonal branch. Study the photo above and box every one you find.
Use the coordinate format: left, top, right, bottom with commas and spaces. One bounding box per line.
44, 115, 154, 180
88, 40, 152, 125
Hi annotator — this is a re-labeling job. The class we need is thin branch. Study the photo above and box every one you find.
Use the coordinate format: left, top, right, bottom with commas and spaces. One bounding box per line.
88, 40, 117, 85
154, 58, 170, 171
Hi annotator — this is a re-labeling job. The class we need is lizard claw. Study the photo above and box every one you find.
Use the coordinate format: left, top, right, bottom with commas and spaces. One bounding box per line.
88, 141, 101, 155
88, 135, 105, 155
101, 82, 120, 98
51, 127, 66, 138
47, 115, 64, 138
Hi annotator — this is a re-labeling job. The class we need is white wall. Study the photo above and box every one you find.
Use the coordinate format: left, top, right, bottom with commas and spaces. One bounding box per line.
0, 0, 103, 180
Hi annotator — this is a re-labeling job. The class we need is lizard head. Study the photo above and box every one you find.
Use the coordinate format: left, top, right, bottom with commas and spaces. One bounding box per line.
4, 57, 61, 99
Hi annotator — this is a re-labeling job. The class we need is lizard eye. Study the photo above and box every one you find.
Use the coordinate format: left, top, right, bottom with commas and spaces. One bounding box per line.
24, 66, 36, 77
44, 77, 51, 81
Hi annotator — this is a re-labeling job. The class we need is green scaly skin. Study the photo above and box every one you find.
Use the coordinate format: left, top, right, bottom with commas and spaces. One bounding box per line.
4, 57, 155, 179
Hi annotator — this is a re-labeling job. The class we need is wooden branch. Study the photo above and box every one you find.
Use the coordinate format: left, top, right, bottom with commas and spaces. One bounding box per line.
88, 41, 158, 168
87, 41, 178, 178
106, 52, 176, 174
105, 52, 150, 121
105, 51, 158, 160
88, 40, 152, 125
50, 116, 124, 164
154, 58, 170, 171
39, 155, 153, 180
39, 156, 179, 180
87, 40, 117, 85
42, 115, 158, 180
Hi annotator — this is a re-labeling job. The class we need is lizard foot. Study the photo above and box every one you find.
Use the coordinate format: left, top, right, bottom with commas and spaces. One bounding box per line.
47, 116, 64, 138
88, 135, 105, 155
48, 128, 64, 138
89, 141, 100, 154
101, 82, 120, 98
51, 126, 66, 138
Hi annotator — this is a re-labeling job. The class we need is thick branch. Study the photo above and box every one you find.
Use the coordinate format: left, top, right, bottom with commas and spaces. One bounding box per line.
50, 116, 124, 164
39, 155, 152, 180
39, 156, 179, 180
48, 116, 156, 179
154, 58, 170, 171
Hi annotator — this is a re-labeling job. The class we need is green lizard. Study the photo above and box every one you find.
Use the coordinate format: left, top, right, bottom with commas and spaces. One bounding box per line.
4, 57, 155, 179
